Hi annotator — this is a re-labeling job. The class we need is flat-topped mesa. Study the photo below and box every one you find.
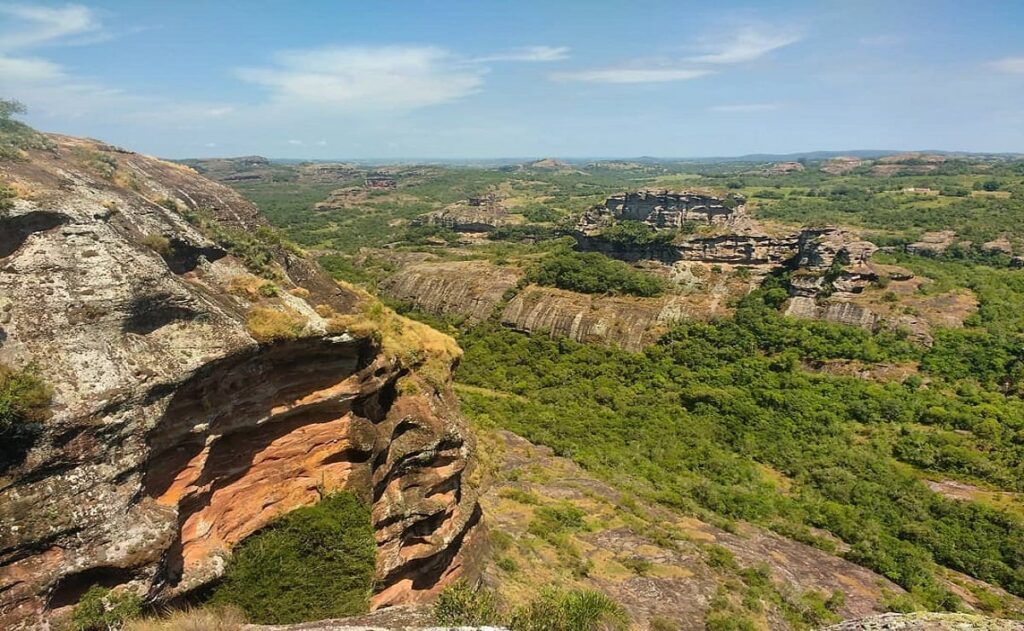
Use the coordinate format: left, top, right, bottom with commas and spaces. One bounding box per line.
0, 133, 482, 629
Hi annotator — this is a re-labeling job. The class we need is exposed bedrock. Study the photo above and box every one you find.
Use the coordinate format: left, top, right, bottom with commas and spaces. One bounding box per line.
377, 261, 523, 324
0, 134, 482, 629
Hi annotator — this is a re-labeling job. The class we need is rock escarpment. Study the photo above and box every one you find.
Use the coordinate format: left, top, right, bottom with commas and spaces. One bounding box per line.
0, 135, 482, 629
574, 190, 800, 267
378, 261, 522, 324
580, 190, 744, 231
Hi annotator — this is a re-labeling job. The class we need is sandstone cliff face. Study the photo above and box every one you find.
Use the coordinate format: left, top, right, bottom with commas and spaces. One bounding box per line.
0, 135, 482, 628
378, 261, 522, 324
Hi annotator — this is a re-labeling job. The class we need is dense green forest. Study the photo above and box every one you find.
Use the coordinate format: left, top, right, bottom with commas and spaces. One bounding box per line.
455, 290, 1024, 610
525, 249, 668, 297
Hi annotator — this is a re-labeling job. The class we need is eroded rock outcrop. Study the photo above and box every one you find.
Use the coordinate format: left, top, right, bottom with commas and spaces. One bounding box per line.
415, 204, 521, 233
578, 190, 744, 233
574, 191, 800, 267
378, 261, 522, 324
0, 135, 482, 629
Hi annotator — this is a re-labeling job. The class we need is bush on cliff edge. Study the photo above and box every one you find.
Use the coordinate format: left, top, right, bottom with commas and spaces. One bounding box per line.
207, 492, 376, 624
0, 362, 51, 472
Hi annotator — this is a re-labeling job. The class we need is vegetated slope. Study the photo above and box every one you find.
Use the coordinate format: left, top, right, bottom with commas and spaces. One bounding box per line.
0, 131, 483, 629
455, 287, 1024, 620
469, 427, 900, 630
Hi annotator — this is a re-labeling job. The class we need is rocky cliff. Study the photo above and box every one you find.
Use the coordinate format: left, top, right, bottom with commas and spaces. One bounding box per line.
580, 190, 744, 232
0, 135, 482, 628
574, 191, 799, 267
378, 261, 521, 324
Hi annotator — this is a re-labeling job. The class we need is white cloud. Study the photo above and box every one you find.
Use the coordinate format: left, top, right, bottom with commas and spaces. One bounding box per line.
0, 3, 100, 51
552, 67, 712, 84
988, 57, 1024, 74
708, 103, 779, 113
474, 46, 569, 63
315, 139, 327, 146
236, 46, 486, 111
287, 139, 303, 145
0, 55, 65, 81
688, 27, 801, 64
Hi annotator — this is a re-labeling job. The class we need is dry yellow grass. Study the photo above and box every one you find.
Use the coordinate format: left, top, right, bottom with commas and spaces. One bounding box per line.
140, 233, 171, 256
325, 281, 461, 389
245, 306, 306, 342
227, 274, 277, 301
124, 606, 245, 631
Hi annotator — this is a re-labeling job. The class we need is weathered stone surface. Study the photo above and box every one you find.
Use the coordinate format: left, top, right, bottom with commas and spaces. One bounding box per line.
821, 613, 1023, 631
907, 231, 957, 256
378, 261, 522, 324
0, 134, 482, 628
498, 283, 748, 351
762, 161, 805, 175
416, 205, 521, 233
820, 157, 865, 175
982, 236, 1014, 255
578, 190, 743, 234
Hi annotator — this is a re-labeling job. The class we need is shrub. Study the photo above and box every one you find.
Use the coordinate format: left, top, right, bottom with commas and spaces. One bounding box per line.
705, 611, 757, 631
528, 503, 588, 538
0, 184, 15, 211
156, 198, 179, 211
498, 487, 541, 505
70, 586, 143, 631
0, 99, 54, 160
0, 363, 51, 472
433, 581, 503, 626
705, 544, 739, 570
496, 556, 519, 573
256, 282, 279, 298
434, 583, 628, 631
649, 615, 680, 631
621, 555, 654, 576
510, 589, 628, 631
245, 307, 306, 342
207, 493, 376, 624
600, 220, 676, 248
141, 234, 172, 256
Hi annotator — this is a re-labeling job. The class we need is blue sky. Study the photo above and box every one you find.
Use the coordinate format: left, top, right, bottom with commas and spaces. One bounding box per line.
2, 1, 1024, 159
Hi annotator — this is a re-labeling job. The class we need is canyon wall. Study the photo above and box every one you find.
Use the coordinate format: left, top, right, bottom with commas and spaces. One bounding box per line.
0, 135, 482, 629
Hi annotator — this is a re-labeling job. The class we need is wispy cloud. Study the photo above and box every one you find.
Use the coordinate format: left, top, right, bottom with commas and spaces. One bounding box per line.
708, 103, 779, 113
0, 3, 100, 51
236, 46, 486, 111
473, 45, 569, 63
988, 57, 1024, 74
552, 67, 712, 84
688, 26, 801, 64
0, 55, 65, 81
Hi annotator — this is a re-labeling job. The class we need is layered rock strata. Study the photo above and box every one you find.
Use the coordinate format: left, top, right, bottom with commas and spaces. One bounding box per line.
0, 134, 482, 628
